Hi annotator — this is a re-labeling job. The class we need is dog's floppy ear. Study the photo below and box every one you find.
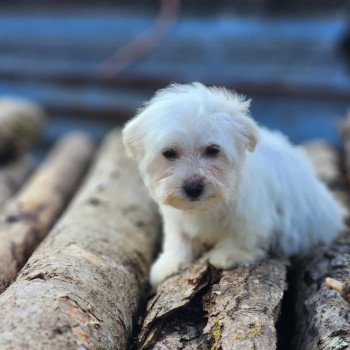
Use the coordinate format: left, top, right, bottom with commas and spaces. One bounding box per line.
217, 90, 259, 152
122, 115, 145, 159
235, 115, 259, 152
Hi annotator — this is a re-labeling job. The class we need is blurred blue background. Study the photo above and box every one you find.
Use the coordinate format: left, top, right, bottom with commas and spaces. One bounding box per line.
1, 0, 350, 152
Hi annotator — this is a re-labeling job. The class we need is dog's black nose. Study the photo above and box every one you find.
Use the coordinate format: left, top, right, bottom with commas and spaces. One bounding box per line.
183, 181, 204, 200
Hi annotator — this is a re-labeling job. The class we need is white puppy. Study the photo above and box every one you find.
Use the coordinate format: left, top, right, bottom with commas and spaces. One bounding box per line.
122, 82, 345, 287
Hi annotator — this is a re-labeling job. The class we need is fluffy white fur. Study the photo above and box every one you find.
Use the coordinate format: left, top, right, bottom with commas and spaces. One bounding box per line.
122, 82, 345, 287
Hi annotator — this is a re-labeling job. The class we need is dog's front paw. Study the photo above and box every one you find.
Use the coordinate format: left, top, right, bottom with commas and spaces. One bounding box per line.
203, 248, 260, 270
204, 251, 239, 269
150, 253, 189, 288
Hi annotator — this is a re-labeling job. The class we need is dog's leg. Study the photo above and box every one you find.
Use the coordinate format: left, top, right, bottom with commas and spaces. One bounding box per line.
150, 220, 193, 287
202, 234, 266, 269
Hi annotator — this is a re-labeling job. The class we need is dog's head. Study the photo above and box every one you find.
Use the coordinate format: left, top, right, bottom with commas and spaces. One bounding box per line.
122, 83, 259, 210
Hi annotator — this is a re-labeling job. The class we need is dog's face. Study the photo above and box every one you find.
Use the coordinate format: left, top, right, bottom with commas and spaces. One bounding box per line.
123, 83, 259, 210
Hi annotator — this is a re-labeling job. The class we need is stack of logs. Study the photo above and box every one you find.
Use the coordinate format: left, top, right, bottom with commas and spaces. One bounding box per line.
0, 98, 349, 350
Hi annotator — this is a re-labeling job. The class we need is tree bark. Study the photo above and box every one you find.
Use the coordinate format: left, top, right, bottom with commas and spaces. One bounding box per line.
0, 129, 160, 350
293, 141, 350, 350
137, 259, 288, 349
0, 132, 95, 292
137, 262, 215, 350
0, 154, 34, 208
0, 97, 46, 160
203, 258, 288, 350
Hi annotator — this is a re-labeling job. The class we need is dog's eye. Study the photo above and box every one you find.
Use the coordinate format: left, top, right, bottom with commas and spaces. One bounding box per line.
205, 145, 220, 157
162, 149, 178, 160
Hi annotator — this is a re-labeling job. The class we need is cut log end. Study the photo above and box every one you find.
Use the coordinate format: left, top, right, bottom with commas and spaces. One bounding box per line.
0, 96, 47, 160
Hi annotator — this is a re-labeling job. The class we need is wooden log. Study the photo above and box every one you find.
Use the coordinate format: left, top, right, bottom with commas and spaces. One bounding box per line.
0, 132, 95, 292
0, 129, 160, 350
203, 258, 288, 350
293, 141, 350, 350
0, 96, 46, 160
137, 258, 288, 350
137, 262, 214, 350
0, 154, 34, 208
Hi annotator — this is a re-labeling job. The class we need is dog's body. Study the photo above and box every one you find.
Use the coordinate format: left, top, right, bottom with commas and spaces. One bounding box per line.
123, 83, 345, 287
